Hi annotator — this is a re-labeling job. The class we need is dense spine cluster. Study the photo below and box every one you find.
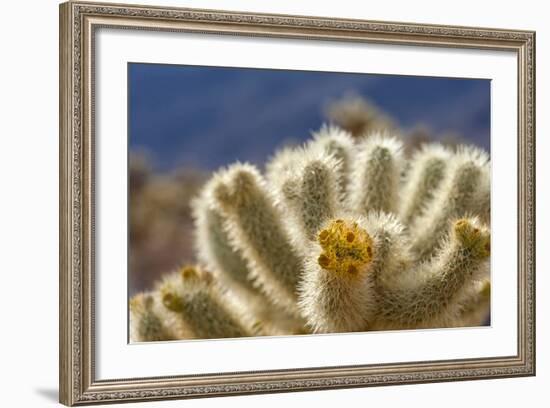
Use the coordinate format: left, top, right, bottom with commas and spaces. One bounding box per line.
130, 126, 491, 341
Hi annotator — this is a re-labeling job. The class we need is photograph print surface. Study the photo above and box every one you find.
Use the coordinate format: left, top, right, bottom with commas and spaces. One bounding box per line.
128, 63, 491, 342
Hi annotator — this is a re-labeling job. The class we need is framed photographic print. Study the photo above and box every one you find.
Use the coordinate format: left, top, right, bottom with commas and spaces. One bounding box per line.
59, 1, 536, 405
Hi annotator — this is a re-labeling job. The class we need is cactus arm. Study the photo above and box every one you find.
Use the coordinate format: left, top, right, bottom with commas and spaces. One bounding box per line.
398, 144, 450, 225
409, 146, 489, 260
473, 164, 491, 225
298, 212, 412, 333
294, 159, 339, 238
308, 125, 355, 197
129, 293, 177, 342
298, 217, 376, 332
347, 134, 404, 214
208, 163, 303, 311
158, 266, 253, 339
269, 148, 342, 246
375, 218, 490, 329
192, 193, 258, 293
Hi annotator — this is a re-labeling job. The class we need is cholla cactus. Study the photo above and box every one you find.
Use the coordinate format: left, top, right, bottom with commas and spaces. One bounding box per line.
130, 125, 490, 341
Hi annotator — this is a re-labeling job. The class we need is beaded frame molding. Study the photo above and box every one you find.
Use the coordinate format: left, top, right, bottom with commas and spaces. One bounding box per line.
59, 1, 536, 405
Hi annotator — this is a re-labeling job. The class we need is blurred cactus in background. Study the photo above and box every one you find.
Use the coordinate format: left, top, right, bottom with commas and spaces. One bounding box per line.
130, 121, 490, 341
129, 151, 207, 294
325, 93, 396, 137
325, 94, 466, 156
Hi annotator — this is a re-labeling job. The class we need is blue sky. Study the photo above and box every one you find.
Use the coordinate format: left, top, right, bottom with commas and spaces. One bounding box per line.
129, 63, 490, 171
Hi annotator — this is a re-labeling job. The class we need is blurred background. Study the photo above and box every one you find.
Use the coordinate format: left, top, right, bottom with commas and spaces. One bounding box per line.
128, 63, 490, 295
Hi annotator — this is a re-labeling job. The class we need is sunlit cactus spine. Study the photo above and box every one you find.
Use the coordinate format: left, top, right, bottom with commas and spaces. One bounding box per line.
130, 124, 491, 340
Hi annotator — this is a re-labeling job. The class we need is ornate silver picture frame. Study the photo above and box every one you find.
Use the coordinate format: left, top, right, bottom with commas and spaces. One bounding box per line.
59, 1, 535, 405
